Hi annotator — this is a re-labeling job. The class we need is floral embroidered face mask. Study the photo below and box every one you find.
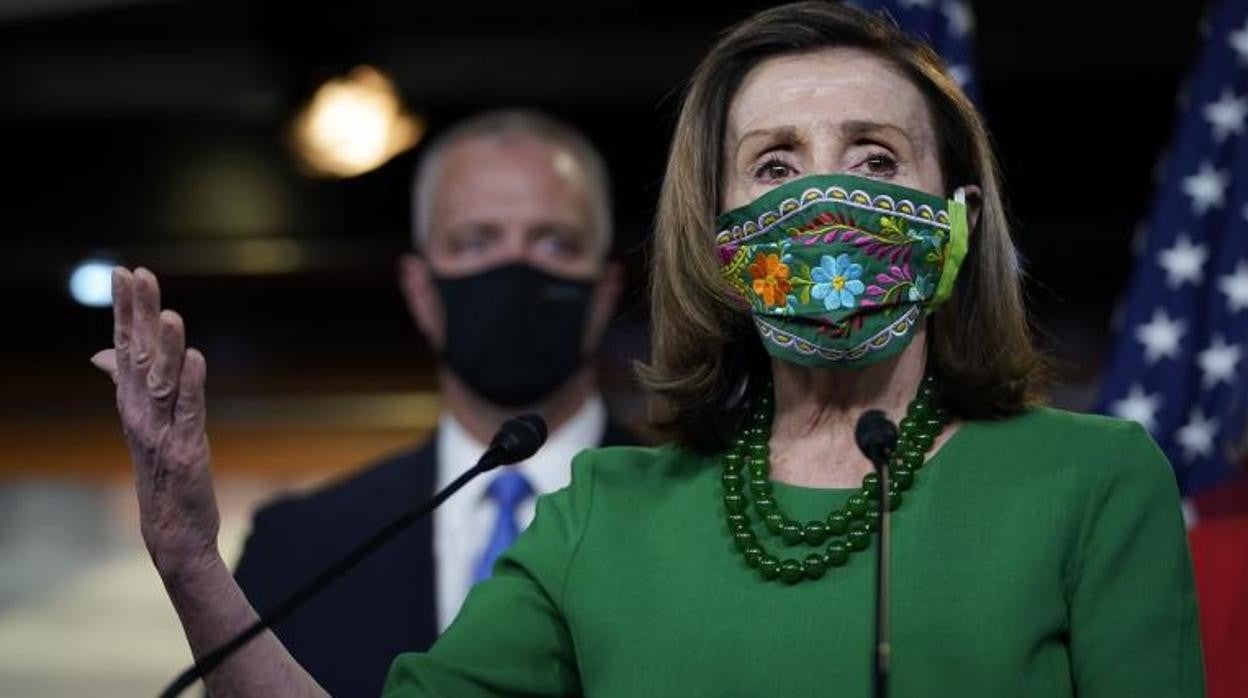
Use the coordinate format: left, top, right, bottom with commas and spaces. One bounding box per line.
716, 174, 970, 368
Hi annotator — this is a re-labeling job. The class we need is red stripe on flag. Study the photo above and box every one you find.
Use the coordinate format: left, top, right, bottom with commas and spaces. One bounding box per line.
1188, 514, 1248, 698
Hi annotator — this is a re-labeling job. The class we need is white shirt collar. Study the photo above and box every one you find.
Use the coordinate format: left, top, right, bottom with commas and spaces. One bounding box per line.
435, 394, 607, 494
433, 394, 607, 630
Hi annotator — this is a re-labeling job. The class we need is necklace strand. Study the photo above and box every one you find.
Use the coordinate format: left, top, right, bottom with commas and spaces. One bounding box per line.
720, 374, 948, 584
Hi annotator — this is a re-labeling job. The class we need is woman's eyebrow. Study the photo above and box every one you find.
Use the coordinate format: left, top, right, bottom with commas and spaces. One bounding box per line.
734, 125, 801, 160
840, 120, 914, 149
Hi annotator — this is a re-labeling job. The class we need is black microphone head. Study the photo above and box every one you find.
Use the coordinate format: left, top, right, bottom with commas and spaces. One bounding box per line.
855, 409, 899, 469
486, 413, 548, 468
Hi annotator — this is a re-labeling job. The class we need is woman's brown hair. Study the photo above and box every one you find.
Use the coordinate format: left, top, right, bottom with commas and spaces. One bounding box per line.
637, 1, 1048, 453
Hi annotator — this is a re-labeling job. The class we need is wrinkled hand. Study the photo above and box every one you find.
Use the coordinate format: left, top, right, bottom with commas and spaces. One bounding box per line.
92, 268, 221, 579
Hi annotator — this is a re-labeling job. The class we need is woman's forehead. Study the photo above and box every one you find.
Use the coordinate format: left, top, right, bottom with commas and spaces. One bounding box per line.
726, 48, 933, 148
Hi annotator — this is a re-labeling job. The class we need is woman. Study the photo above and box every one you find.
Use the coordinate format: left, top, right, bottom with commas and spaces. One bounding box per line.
96, 2, 1204, 696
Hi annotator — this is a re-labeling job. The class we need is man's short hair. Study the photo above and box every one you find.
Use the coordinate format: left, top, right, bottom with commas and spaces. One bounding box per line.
411, 109, 614, 258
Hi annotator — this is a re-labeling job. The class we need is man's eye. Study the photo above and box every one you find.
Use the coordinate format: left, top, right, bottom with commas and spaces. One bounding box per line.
536, 234, 584, 258
452, 234, 490, 253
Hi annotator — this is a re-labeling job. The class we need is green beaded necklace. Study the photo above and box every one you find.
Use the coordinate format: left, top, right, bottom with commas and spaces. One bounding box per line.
721, 373, 949, 585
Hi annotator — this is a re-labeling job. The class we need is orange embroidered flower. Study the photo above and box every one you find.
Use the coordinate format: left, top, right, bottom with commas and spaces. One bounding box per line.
748, 252, 792, 307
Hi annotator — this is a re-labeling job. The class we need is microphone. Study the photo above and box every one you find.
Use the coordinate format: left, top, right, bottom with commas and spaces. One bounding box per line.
158, 414, 549, 698
481, 413, 547, 469
854, 409, 899, 698
855, 410, 898, 468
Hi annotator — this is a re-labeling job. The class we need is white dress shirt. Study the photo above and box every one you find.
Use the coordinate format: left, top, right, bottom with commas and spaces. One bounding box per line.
433, 395, 607, 631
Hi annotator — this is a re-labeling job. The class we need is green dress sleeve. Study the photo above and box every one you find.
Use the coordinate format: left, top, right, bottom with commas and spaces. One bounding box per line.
381, 453, 595, 697
1067, 422, 1205, 696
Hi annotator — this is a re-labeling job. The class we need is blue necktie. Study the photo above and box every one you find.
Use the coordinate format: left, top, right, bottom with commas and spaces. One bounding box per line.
472, 470, 534, 584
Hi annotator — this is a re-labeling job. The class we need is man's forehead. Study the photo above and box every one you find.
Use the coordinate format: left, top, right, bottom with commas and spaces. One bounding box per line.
415, 124, 609, 258
429, 135, 592, 224
440, 134, 582, 181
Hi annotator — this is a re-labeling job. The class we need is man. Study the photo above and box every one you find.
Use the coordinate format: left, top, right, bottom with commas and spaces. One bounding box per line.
232, 110, 636, 698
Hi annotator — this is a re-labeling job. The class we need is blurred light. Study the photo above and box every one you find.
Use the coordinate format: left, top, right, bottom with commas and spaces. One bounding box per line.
227, 239, 306, 275
69, 260, 115, 308
291, 65, 424, 178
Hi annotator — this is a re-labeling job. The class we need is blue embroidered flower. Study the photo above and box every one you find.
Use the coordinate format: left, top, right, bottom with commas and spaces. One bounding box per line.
810, 253, 865, 311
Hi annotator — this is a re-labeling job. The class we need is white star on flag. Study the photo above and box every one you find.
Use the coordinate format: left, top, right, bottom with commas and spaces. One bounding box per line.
1232, 17, 1248, 64
1157, 234, 1208, 288
1111, 384, 1163, 433
1182, 161, 1229, 215
1135, 308, 1187, 363
1198, 335, 1243, 388
947, 64, 972, 88
942, 0, 973, 38
1175, 408, 1220, 462
1204, 88, 1248, 142
1219, 261, 1248, 312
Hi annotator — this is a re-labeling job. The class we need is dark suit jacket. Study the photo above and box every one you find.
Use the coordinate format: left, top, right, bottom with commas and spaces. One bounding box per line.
233, 418, 637, 698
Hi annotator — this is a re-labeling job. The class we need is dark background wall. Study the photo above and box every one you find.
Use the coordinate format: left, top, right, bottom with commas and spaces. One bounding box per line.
0, 0, 1209, 472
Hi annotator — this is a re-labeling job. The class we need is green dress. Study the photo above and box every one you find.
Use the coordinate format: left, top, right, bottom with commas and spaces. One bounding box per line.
383, 408, 1205, 697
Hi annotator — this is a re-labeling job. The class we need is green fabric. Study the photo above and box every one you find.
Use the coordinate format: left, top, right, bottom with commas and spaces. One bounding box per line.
383, 408, 1205, 697
934, 189, 969, 305
715, 174, 967, 368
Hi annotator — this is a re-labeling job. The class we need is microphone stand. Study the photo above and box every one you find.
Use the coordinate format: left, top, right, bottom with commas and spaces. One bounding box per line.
855, 410, 897, 698
872, 448, 892, 698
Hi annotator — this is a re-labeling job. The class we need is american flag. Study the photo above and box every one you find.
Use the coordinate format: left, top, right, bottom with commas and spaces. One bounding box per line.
848, 0, 980, 103
1096, 0, 1248, 520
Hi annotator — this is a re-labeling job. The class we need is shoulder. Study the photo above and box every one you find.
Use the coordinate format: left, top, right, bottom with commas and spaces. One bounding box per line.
529, 444, 706, 520
567, 443, 707, 490
967, 406, 1171, 481
249, 440, 436, 535
972, 405, 1152, 445
962, 408, 1183, 534
502, 445, 707, 590
236, 440, 436, 585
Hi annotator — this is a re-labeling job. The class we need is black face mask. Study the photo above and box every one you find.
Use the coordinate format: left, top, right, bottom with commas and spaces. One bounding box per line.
432, 263, 595, 408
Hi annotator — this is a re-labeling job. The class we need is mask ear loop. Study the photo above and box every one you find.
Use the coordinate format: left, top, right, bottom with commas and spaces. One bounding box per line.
931, 186, 970, 308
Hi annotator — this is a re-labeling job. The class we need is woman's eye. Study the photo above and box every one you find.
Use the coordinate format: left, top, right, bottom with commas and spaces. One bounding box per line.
753, 158, 796, 181
863, 153, 898, 176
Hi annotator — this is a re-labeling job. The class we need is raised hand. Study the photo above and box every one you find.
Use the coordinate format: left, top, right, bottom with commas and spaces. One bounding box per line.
92, 267, 220, 578
91, 268, 327, 697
